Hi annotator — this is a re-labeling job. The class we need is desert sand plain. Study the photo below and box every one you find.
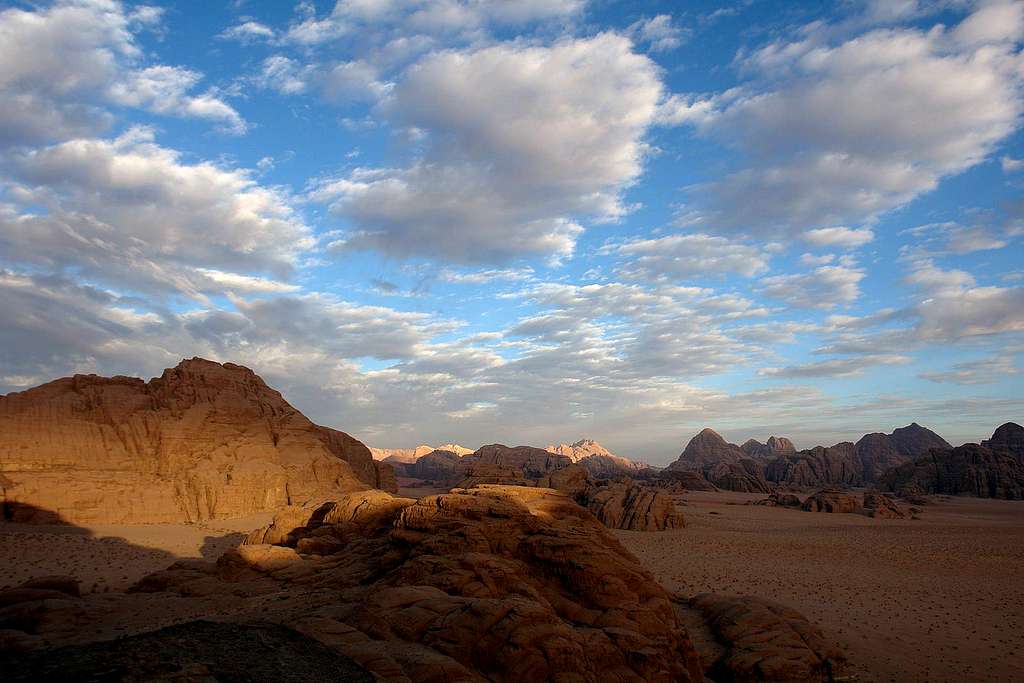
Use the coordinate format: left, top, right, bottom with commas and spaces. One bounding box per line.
2, 488, 1021, 682
618, 490, 1024, 683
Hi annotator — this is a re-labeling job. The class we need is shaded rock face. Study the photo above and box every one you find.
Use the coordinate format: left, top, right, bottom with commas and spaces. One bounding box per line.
403, 449, 462, 481
669, 429, 772, 493
801, 489, 861, 514
982, 422, 1024, 461
139, 486, 708, 682
582, 480, 685, 531
764, 423, 949, 490
655, 469, 718, 491
880, 425, 1024, 500
0, 358, 384, 524
0, 620, 375, 682
687, 594, 847, 682
545, 439, 652, 479
862, 491, 906, 519
741, 436, 796, 460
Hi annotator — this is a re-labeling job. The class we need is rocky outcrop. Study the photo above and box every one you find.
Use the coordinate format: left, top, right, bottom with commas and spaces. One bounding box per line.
656, 470, 718, 491
668, 429, 773, 493
135, 486, 708, 682
371, 443, 473, 465
671, 428, 747, 469
403, 449, 462, 481
0, 358, 386, 524
741, 436, 796, 460
862, 491, 906, 519
801, 489, 861, 514
582, 480, 685, 531
765, 423, 950, 490
687, 594, 847, 682
880, 424, 1024, 500
545, 439, 652, 478
1, 620, 375, 682
982, 422, 1024, 461
749, 492, 802, 508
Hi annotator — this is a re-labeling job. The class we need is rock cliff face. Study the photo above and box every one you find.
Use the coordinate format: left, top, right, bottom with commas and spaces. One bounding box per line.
545, 438, 652, 478
668, 429, 772, 493
765, 423, 949, 489
880, 423, 1024, 500
741, 436, 796, 460
0, 358, 388, 524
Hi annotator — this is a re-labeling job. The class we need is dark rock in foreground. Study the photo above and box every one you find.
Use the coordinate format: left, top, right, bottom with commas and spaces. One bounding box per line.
0, 620, 374, 682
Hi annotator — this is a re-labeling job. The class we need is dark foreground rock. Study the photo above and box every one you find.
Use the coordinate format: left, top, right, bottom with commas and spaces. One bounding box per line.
0, 620, 374, 682
688, 594, 847, 682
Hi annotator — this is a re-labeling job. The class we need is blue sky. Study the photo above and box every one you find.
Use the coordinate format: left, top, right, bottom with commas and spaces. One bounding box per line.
1, 0, 1022, 462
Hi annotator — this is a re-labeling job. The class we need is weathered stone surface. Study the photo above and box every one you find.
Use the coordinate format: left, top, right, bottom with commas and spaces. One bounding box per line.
750, 492, 802, 508
404, 449, 462, 481
982, 422, 1024, 462
801, 489, 862, 514
0, 620, 375, 682
741, 436, 796, 460
583, 480, 685, 531
668, 429, 773, 493
545, 439, 653, 478
142, 486, 707, 682
0, 358, 383, 524
880, 425, 1024, 500
765, 423, 949, 490
862, 491, 906, 519
688, 593, 847, 682
656, 469, 718, 491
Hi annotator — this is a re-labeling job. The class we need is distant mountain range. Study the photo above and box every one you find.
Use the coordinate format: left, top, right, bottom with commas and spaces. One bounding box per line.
369, 443, 474, 464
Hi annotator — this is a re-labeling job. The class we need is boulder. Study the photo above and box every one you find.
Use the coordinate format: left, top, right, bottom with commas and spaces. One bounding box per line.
582, 480, 685, 531
862, 491, 906, 519
689, 594, 846, 682
144, 486, 707, 682
801, 489, 861, 514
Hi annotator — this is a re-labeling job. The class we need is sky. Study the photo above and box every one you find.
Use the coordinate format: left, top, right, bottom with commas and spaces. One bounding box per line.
1, 0, 1022, 463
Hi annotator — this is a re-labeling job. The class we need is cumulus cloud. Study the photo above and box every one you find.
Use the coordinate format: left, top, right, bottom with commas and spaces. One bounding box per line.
314, 33, 663, 262
759, 263, 865, 309
602, 233, 771, 281
672, 3, 1024, 237
628, 14, 689, 52
0, 0, 244, 144
803, 227, 875, 248
284, 0, 584, 46
759, 354, 911, 378
1, 128, 313, 297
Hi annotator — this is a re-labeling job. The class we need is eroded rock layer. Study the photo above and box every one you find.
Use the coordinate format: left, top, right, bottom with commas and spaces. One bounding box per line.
0, 358, 386, 524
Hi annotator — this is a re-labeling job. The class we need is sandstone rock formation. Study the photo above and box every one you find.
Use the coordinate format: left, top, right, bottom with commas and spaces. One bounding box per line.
741, 436, 796, 460
765, 423, 950, 490
371, 443, 473, 464
1, 620, 375, 682
0, 359, 389, 524
134, 485, 709, 682
582, 479, 685, 531
750, 492, 802, 508
668, 429, 772, 493
880, 423, 1024, 500
545, 438, 653, 478
862, 491, 906, 519
801, 489, 862, 514
401, 449, 462, 481
687, 594, 847, 682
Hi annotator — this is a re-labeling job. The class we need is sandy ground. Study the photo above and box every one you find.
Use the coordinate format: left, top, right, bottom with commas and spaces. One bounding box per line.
617, 490, 1024, 683
0, 513, 273, 593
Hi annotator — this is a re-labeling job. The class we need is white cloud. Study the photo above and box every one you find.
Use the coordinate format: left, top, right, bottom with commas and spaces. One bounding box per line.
314, 33, 664, 262
628, 14, 689, 52
672, 5, 1024, 237
759, 354, 911, 378
219, 20, 276, 43
1, 128, 313, 297
1002, 155, 1024, 172
284, 0, 584, 46
109, 66, 246, 134
759, 263, 865, 309
603, 233, 771, 280
803, 226, 875, 248
921, 352, 1021, 385
0, 0, 245, 144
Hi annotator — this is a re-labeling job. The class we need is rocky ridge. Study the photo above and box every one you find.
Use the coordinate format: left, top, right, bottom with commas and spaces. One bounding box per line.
0, 359, 392, 524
